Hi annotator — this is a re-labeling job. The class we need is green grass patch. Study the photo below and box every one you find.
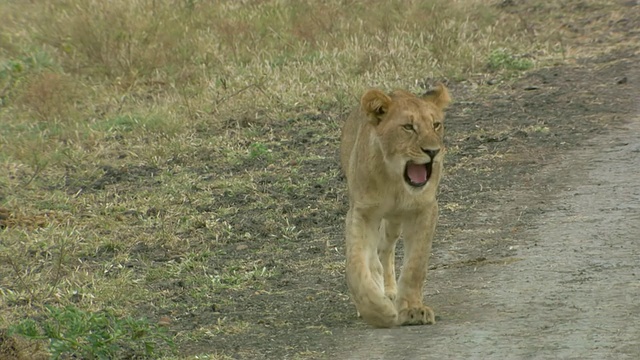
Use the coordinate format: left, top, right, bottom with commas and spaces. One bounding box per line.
10, 305, 174, 359
487, 48, 535, 72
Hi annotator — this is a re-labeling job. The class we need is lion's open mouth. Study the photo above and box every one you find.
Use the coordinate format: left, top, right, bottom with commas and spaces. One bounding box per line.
404, 161, 432, 187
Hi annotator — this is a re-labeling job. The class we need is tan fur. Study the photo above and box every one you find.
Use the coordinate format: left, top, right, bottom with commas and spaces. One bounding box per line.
340, 84, 451, 328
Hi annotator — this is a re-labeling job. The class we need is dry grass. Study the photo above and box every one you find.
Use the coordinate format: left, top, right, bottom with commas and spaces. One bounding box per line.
0, 0, 629, 358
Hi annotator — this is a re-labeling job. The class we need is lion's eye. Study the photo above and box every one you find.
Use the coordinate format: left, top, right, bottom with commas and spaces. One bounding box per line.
433, 122, 442, 130
402, 124, 415, 132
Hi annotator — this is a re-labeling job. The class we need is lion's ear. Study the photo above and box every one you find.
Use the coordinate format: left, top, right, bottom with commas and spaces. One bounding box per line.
361, 89, 392, 125
422, 83, 451, 110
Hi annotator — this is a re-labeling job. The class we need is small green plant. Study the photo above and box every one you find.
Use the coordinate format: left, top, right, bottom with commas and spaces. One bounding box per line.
248, 142, 271, 160
487, 48, 534, 71
9, 305, 174, 359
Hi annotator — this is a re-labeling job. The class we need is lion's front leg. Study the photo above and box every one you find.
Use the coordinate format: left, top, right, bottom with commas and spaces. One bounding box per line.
378, 219, 401, 301
396, 205, 438, 326
345, 208, 398, 328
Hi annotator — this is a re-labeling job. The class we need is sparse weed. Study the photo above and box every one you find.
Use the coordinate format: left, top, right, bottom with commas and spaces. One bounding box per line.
209, 265, 275, 290
487, 48, 534, 72
525, 124, 551, 134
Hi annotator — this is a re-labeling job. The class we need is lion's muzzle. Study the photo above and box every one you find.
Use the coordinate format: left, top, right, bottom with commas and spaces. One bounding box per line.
404, 161, 433, 187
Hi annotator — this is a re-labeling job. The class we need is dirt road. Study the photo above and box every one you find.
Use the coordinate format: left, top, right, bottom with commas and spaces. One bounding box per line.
335, 117, 640, 359
332, 79, 640, 359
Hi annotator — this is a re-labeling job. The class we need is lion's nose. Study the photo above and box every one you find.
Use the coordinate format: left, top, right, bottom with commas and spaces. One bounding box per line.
422, 148, 440, 160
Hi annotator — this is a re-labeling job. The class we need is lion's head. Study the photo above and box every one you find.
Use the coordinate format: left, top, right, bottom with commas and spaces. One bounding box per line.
360, 84, 451, 190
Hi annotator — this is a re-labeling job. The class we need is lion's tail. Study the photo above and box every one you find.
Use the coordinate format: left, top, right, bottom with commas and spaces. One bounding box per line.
346, 255, 398, 328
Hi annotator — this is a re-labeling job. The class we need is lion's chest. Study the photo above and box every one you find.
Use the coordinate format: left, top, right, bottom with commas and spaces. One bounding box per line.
373, 187, 437, 218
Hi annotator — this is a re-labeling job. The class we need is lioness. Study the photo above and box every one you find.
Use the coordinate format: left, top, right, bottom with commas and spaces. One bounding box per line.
340, 84, 450, 328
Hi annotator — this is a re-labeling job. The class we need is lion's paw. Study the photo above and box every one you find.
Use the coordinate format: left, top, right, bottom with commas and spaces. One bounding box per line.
398, 305, 435, 326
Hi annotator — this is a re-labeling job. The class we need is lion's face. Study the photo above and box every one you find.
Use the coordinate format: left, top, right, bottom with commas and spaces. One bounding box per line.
361, 85, 450, 191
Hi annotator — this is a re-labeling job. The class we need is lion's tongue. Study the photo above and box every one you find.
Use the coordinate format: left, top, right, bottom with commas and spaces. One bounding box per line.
407, 163, 427, 184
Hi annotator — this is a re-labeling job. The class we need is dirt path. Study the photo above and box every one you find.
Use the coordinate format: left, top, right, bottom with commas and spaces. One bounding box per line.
333, 115, 640, 359
331, 84, 640, 359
